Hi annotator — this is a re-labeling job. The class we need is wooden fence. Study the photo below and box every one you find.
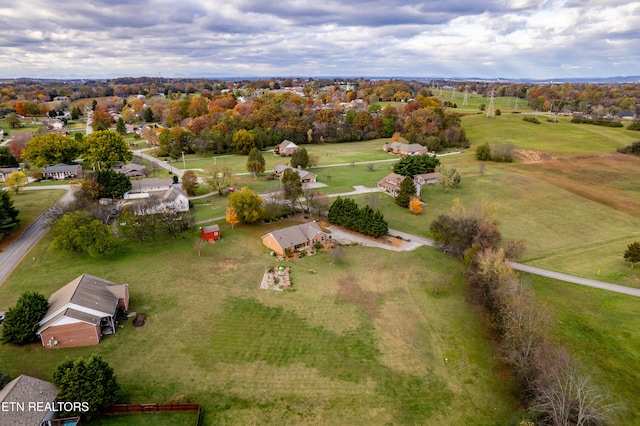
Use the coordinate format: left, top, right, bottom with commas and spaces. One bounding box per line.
100, 403, 201, 425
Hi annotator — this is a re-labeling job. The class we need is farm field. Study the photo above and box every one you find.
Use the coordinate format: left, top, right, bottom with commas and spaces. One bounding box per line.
0, 225, 519, 425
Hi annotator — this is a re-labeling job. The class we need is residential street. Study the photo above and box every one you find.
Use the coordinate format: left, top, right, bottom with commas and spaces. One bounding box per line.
0, 186, 72, 285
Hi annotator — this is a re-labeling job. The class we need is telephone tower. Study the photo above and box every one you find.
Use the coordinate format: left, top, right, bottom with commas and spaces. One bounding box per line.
486, 89, 495, 118
463, 89, 468, 106
451, 87, 456, 100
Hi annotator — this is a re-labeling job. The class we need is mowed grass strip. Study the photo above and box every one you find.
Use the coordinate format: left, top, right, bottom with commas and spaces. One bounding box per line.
0, 222, 517, 425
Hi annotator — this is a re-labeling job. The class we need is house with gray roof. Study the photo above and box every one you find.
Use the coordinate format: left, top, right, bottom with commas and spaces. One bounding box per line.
0, 167, 19, 182
382, 141, 428, 156
41, 163, 83, 180
261, 221, 328, 256
273, 164, 317, 184
275, 140, 298, 156
0, 375, 59, 426
37, 274, 129, 349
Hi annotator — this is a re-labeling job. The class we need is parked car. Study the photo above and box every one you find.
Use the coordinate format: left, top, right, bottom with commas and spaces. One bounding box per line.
227, 187, 237, 193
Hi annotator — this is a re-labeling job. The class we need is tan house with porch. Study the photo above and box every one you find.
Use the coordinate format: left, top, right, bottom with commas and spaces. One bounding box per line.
262, 222, 328, 256
276, 140, 299, 156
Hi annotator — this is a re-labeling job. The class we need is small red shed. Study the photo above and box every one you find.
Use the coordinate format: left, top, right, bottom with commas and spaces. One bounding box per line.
201, 224, 221, 243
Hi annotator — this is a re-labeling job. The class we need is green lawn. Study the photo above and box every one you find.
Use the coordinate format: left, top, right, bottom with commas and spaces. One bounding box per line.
529, 274, 640, 425
0, 189, 65, 252
88, 411, 199, 426
0, 225, 518, 425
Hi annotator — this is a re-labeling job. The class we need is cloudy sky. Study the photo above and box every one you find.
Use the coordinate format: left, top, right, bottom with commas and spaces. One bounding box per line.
0, 0, 638, 79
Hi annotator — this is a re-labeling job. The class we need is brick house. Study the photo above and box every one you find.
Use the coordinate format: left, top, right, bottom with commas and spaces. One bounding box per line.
276, 140, 299, 156
382, 141, 428, 156
262, 222, 328, 256
377, 172, 438, 197
273, 164, 317, 183
37, 274, 129, 349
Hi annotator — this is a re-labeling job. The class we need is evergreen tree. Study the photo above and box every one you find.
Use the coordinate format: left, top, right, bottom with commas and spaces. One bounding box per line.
395, 175, 416, 208
392, 153, 440, 176
53, 355, 119, 419
290, 147, 310, 169
0, 191, 20, 240
115, 117, 126, 135
370, 209, 388, 237
1, 291, 48, 345
143, 107, 154, 123
624, 241, 640, 268
0, 146, 19, 167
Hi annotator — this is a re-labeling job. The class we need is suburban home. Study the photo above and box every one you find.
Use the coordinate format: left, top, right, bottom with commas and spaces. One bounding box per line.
273, 164, 317, 184
0, 167, 19, 182
131, 186, 190, 215
41, 163, 83, 180
382, 141, 428, 156
377, 172, 436, 197
201, 224, 221, 242
276, 140, 299, 156
37, 274, 129, 349
0, 375, 59, 426
128, 177, 173, 194
262, 221, 328, 256
115, 163, 149, 177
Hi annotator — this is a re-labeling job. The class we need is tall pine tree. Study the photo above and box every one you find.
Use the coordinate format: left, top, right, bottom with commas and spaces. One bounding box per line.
0, 191, 19, 239
395, 176, 416, 208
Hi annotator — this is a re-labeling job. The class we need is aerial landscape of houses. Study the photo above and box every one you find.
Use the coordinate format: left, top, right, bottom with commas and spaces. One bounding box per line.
0, 1, 639, 425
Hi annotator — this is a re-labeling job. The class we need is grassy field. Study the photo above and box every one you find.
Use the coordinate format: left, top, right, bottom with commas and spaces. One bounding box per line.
528, 273, 640, 425
0, 189, 64, 252
0, 224, 519, 425
89, 411, 199, 426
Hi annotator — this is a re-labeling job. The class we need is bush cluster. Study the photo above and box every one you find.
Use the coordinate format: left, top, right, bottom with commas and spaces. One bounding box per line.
617, 141, 640, 155
328, 197, 388, 238
570, 116, 623, 127
522, 116, 541, 124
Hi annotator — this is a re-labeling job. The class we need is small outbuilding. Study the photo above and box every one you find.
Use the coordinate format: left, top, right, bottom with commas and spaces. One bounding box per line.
201, 224, 221, 242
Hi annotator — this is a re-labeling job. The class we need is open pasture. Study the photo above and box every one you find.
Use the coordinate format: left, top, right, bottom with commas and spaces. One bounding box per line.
0, 223, 518, 425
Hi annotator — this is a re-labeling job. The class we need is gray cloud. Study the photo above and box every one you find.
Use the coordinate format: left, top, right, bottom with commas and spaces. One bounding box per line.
0, 0, 637, 78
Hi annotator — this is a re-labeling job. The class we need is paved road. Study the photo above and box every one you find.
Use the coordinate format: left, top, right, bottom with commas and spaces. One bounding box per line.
0, 187, 73, 285
133, 149, 185, 178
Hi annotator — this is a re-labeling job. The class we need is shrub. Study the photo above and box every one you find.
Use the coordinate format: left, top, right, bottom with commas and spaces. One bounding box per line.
523, 116, 540, 124
476, 143, 492, 161
628, 121, 640, 131
313, 241, 323, 249
617, 141, 640, 155
1, 291, 49, 345
495, 109, 501, 116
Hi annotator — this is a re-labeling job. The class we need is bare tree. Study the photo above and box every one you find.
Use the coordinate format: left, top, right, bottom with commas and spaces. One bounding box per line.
533, 361, 619, 426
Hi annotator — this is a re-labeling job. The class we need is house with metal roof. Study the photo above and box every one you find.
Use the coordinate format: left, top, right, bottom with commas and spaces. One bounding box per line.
382, 141, 428, 156
37, 274, 129, 349
261, 221, 328, 256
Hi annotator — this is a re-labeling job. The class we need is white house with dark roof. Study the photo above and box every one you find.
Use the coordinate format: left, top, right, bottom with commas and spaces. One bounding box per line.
0, 167, 19, 182
37, 274, 129, 349
41, 163, 82, 180
131, 186, 189, 215
261, 221, 328, 256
